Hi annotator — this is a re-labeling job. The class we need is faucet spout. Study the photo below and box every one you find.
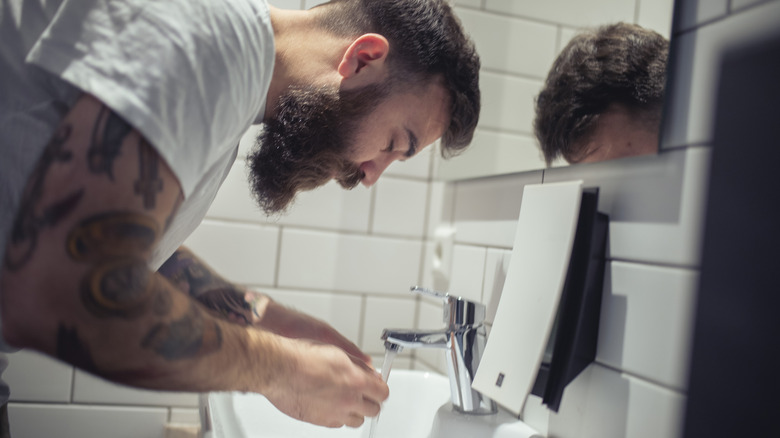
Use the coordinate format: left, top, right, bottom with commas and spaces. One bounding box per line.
382, 329, 449, 349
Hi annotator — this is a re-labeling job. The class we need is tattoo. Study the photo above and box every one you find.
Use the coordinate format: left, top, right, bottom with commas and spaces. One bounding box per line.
66, 212, 220, 362
196, 289, 253, 325
134, 140, 163, 209
66, 212, 160, 318
152, 283, 173, 316
5, 125, 84, 271
67, 212, 159, 262
81, 257, 156, 319
159, 251, 252, 325
142, 302, 222, 360
88, 107, 132, 179
56, 324, 100, 375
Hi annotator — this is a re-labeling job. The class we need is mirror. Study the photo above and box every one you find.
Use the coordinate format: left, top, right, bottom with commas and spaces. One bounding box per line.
438, 0, 675, 181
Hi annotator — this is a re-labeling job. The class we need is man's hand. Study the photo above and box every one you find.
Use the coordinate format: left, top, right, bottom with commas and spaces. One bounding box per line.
263, 337, 389, 428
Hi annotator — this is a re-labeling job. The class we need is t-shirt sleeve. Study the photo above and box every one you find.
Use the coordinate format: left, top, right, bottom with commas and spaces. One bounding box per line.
26, 0, 274, 197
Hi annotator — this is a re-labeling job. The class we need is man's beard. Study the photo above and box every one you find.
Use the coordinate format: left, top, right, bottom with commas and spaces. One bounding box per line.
247, 84, 387, 215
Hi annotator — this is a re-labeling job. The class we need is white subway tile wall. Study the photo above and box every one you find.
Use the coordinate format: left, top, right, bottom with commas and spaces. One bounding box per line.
72, 372, 199, 407
440, 130, 547, 180
457, 9, 558, 78
448, 245, 487, 302
595, 263, 698, 391
546, 365, 686, 438
371, 177, 429, 238
8, 404, 169, 438
9, 0, 779, 437
482, 0, 636, 28
186, 220, 280, 286
3, 351, 72, 403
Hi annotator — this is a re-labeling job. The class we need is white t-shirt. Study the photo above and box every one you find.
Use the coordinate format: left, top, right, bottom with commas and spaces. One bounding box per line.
0, 0, 275, 401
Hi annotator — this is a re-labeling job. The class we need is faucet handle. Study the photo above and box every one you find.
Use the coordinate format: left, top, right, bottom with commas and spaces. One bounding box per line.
410, 285, 448, 300
410, 286, 486, 328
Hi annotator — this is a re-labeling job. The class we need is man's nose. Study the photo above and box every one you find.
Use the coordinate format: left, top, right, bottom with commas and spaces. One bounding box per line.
359, 155, 395, 187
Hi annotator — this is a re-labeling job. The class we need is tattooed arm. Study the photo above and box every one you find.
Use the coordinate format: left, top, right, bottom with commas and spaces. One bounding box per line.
158, 246, 372, 364
158, 247, 258, 325
0, 94, 387, 428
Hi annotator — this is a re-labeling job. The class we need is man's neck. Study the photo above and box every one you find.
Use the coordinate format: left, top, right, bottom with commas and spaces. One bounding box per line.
262, 5, 350, 121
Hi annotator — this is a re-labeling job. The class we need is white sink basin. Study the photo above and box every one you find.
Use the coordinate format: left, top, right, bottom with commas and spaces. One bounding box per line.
205, 370, 542, 438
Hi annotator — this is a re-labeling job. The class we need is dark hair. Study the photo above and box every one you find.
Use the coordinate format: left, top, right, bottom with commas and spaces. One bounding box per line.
314, 0, 481, 158
533, 22, 669, 165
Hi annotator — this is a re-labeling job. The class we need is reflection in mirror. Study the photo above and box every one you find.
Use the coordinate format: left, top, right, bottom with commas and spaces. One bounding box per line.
534, 23, 669, 166
438, 0, 675, 181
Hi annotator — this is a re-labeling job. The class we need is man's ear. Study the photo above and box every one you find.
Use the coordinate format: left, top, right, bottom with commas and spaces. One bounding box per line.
338, 33, 389, 86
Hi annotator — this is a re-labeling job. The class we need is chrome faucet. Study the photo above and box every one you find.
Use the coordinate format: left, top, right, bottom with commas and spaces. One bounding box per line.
381, 286, 497, 415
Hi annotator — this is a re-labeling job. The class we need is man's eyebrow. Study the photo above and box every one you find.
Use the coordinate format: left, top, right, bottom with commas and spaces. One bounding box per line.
405, 128, 418, 158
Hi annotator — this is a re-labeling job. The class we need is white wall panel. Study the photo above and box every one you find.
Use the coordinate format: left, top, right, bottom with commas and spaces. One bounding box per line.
267, 0, 303, 11
596, 262, 698, 390
303, 0, 326, 8
205, 160, 263, 223
278, 229, 423, 295
478, 72, 541, 134
448, 245, 487, 302
372, 177, 429, 238
184, 220, 279, 287
169, 408, 200, 425
272, 181, 373, 233
454, 0, 482, 8
73, 372, 198, 407
5, 350, 72, 403
484, 0, 636, 29
426, 178, 456, 234
420, 241, 448, 294
636, 0, 676, 37
439, 130, 546, 181
546, 364, 685, 438
557, 27, 579, 53
8, 403, 168, 438
456, 8, 558, 78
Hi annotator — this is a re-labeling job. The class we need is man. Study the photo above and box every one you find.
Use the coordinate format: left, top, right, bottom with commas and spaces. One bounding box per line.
534, 22, 668, 165
0, 0, 480, 432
